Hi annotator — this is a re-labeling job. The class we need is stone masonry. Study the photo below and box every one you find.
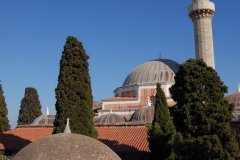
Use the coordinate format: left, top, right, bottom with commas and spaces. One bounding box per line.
189, 0, 215, 69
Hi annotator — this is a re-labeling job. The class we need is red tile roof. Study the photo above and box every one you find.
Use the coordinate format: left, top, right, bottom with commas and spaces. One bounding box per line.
96, 126, 150, 153
0, 126, 149, 153
0, 127, 53, 152
1, 124, 240, 155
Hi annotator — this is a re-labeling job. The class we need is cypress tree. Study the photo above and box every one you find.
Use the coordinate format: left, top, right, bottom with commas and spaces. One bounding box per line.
148, 83, 176, 160
17, 87, 42, 125
53, 36, 97, 138
0, 83, 10, 133
170, 59, 240, 159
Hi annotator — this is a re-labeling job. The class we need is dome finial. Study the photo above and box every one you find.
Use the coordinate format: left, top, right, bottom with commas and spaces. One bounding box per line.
64, 118, 71, 134
46, 107, 49, 115
159, 52, 162, 59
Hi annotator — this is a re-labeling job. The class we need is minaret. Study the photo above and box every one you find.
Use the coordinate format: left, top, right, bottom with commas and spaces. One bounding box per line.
238, 83, 240, 93
46, 106, 49, 115
189, 0, 215, 69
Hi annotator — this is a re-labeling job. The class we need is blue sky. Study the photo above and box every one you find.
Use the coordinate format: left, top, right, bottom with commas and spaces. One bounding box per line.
0, 0, 240, 128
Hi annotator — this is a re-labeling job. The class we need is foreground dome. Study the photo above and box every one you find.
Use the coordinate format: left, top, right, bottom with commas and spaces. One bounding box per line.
131, 106, 154, 124
12, 133, 121, 160
123, 59, 179, 86
225, 89, 240, 122
95, 113, 125, 125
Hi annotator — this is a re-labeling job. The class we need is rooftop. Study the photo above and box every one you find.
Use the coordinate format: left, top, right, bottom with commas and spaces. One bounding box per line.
123, 59, 179, 86
0, 126, 150, 154
102, 97, 138, 102
0, 127, 53, 153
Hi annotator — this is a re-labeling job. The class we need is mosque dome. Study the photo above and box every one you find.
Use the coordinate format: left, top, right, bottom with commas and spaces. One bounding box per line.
131, 106, 154, 124
31, 114, 55, 126
12, 133, 121, 160
95, 113, 125, 125
225, 88, 240, 122
123, 59, 179, 86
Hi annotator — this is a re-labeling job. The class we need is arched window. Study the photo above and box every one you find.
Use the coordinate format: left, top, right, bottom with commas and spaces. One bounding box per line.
160, 71, 163, 81
165, 71, 169, 81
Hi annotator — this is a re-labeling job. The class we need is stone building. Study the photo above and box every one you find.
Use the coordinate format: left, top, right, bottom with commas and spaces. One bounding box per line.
226, 85, 240, 122
95, 59, 179, 124
95, 0, 218, 125
189, 0, 216, 68
3, 0, 239, 160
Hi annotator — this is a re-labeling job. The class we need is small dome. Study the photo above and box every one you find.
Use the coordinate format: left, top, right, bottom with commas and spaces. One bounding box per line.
31, 114, 55, 126
123, 59, 179, 86
225, 91, 240, 122
95, 114, 125, 125
12, 133, 121, 160
131, 106, 154, 124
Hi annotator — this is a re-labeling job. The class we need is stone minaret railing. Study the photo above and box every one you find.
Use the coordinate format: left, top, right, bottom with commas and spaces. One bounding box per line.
189, 0, 215, 69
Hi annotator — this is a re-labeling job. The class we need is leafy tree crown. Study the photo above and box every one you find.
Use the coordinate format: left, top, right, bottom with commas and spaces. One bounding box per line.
53, 36, 97, 138
17, 87, 42, 125
0, 83, 10, 132
148, 83, 176, 160
170, 59, 240, 159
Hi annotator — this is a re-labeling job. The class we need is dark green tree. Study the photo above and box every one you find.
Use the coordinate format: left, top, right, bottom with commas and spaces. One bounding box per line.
148, 83, 176, 160
170, 59, 240, 159
0, 83, 10, 133
17, 87, 42, 125
53, 36, 97, 138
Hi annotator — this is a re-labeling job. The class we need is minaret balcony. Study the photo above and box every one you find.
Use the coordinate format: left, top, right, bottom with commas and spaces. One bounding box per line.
188, 0, 215, 14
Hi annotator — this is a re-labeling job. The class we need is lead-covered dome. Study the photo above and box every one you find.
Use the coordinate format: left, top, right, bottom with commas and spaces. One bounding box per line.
95, 113, 125, 125
131, 106, 154, 124
225, 90, 240, 122
12, 133, 121, 160
31, 114, 55, 126
123, 59, 179, 86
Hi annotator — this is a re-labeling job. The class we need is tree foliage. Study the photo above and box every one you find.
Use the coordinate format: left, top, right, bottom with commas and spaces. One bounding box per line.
53, 36, 97, 138
148, 83, 176, 160
170, 59, 240, 159
17, 87, 42, 125
0, 83, 10, 133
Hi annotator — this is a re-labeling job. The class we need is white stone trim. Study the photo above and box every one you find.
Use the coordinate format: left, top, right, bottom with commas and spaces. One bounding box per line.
102, 83, 175, 109
98, 110, 136, 117
102, 99, 140, 105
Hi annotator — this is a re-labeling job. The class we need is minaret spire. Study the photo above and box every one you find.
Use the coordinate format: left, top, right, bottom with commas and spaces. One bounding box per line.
46, 107, 49, 115
238, 83, 240, 93
189, 0, 215, 69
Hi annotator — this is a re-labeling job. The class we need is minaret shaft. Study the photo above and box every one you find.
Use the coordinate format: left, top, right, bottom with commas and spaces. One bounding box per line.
193, 17, 215, 67
189, 0, 215, 69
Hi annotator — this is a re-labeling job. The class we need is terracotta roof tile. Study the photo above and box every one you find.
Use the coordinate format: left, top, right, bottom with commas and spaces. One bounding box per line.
96, 126, 150, 153
2, 124, 240, 154
0, 127, 53, 152
0, 126, 149, 153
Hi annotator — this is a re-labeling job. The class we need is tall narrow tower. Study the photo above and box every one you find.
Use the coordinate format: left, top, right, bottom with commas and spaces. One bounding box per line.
189, 0, 215, 68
